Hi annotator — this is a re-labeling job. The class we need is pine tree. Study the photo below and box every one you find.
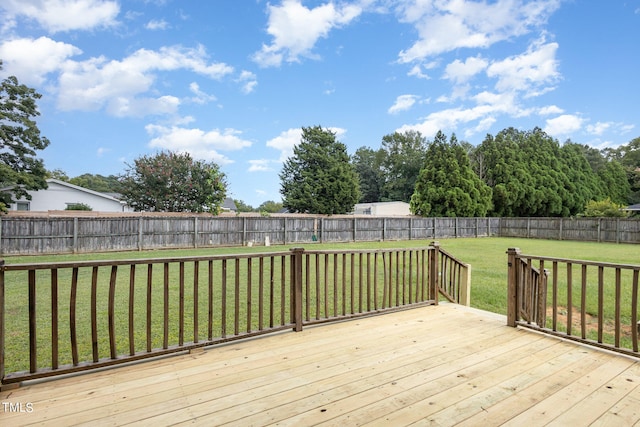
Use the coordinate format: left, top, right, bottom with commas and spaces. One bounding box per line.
280, 126, 360, 214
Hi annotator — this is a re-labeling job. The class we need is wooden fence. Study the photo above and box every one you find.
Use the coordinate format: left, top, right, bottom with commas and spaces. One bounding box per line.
499, 217, 640, 243
1, 215, 639, 256
0, 243, 469, 388
0, 215, 499, 255
507, 248, 640, 359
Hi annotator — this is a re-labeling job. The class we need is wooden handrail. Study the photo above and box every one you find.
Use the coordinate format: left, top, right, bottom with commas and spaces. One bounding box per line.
507, 248, 640, 359
0, 244, 464, 388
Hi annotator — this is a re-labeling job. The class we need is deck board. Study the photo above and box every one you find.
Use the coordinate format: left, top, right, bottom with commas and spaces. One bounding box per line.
1, 303, 639, 426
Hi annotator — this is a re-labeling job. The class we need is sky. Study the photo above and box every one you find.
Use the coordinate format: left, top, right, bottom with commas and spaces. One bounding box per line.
1, 0, 639, 208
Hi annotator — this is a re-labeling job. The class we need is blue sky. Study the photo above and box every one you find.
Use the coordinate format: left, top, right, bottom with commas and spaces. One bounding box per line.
1, 0, 638, 208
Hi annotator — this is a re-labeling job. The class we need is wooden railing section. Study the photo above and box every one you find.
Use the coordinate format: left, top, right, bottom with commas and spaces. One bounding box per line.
507, 248, 640, 358
0, 243, 469, 388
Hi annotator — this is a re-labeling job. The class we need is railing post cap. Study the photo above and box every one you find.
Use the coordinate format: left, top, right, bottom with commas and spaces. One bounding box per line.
289, 247, 305, 253
430, 241, 440, 247
506, 247, 521, 254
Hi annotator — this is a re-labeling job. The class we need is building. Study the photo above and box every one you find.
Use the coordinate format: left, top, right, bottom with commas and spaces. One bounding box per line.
4, 179, 130, 212
353, 201, 411, 216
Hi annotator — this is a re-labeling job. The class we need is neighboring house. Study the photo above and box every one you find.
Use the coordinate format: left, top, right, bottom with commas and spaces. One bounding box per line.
5, 179, 130, 212
221, 198, 237, 212
354, 201, 411, 216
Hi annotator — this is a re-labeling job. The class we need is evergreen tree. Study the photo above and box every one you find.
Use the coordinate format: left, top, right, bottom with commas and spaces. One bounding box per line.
280, 126, 360, 214
410, 131, 492, 217
477, 127, 606, 217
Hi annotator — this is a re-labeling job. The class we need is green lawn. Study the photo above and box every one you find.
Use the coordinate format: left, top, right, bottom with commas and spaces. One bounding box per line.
5, 236, 639, 315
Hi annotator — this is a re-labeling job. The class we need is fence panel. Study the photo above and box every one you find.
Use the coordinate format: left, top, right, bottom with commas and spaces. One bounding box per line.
1, 215, 639, 255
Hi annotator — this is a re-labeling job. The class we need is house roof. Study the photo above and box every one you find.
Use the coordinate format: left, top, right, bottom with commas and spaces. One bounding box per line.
222, 197, 237, 211
45, 179, 126, 204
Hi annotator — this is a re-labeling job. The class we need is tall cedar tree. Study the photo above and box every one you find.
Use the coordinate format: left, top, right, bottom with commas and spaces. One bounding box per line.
119, 151, 227, 213
476, 127, 618, 217
280, 126, 360, 214
0, 62, 50, 212
410, 131, 492, 217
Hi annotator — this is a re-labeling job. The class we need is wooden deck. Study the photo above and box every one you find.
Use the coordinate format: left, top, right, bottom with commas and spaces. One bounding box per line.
2, 303, 640, 426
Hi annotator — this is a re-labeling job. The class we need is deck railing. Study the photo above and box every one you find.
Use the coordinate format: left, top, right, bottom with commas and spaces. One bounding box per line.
507, 248, 640, 358
0, 242, 468, 388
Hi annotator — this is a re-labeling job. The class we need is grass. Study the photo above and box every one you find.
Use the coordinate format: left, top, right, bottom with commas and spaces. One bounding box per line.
4, 236, 640, 315
2, 237, 639, 376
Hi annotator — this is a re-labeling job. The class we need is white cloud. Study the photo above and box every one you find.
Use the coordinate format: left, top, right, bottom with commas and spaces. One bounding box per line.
1, 0, 120, 33
388, 94, 418, 114
56, 45, 234, 115
248, 159, 274, 172
586, 121, 612, 136
188, 82, 217, 105
266, 126, 346, 161
544, 114, 584, 136
266, 128, 303, 161
145, 125, 253, 165
236, 70, 258, 94
253, 0, 365, 67
408, 64, 431, 79
397, 90, 519, 138
443, 56, 488, 84
108, 95, 181, 118
0, 37, 81, 85
396, 0, 560, 63
486, 37, 560, 96
538, 105, 563, 115
145, 19, 169, 30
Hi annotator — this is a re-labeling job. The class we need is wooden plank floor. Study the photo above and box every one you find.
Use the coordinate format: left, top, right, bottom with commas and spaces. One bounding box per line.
2, 303, 640, 426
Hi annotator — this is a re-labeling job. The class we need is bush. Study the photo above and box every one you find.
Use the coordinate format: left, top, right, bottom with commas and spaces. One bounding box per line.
65, 203, 92, 211
582, 198, 628, 217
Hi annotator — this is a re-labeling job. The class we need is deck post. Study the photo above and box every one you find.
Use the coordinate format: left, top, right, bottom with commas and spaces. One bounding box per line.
429, 241, 440, 305
0, 260, 4, 388
290, 248, 304, 332
507, 247, 521, 327
459, 263, 472, 306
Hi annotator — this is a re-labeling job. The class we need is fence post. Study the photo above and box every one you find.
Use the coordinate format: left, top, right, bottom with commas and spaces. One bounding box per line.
194, 217, 198, 249
73, 217, 78, 253
290, 248, 304, 332
507, 247, 521, 327
283, 217, 288, 244
382, 218, 386, 241
429, 241, 440, 305
353, 217, 357, 242
138, 217, 143, 251
459, 263, 472, 306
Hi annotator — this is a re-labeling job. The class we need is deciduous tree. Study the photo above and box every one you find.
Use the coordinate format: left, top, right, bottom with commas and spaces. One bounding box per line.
119, 151, 227, 213
0, 62, 50, 212
380, 130, 427, 202
351, 146, 385, 203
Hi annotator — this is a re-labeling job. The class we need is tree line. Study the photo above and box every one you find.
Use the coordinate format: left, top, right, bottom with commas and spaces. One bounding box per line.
284, 126, 638, 218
